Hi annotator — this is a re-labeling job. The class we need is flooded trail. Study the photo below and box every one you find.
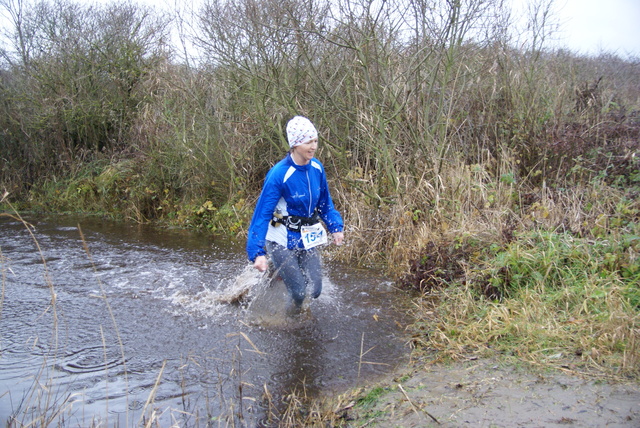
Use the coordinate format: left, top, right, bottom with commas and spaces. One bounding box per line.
0, 215, 412, 426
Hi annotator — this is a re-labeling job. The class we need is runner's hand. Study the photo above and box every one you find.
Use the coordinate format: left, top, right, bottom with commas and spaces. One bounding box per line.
254, 255, 268, 272
332, 232, 344, 246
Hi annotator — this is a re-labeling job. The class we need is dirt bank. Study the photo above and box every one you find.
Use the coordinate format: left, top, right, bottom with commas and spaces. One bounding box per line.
341, 358, 639, 427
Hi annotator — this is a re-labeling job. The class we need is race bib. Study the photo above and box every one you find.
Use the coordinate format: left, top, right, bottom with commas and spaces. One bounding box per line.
301, 223, 328, 249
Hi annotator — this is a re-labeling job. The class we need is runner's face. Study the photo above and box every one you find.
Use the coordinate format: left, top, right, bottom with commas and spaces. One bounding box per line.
293, 138, 318, 163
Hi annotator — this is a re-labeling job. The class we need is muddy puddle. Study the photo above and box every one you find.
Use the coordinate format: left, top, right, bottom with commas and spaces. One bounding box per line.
0, 214, 412, 426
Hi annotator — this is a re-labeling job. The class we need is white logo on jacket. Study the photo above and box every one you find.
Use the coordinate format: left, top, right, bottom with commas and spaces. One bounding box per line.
291, 191, 306, 199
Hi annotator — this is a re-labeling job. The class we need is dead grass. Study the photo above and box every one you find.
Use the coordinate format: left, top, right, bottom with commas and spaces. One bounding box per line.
397, 177, 640, 379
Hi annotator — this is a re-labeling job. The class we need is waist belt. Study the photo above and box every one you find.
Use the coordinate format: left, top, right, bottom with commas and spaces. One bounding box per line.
271, 212, 320, 232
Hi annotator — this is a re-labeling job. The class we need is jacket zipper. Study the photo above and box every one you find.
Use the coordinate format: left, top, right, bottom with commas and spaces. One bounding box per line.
306, 170, 312, 217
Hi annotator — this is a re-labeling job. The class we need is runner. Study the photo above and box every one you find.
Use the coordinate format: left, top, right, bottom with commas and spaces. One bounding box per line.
246, 116, 345, 316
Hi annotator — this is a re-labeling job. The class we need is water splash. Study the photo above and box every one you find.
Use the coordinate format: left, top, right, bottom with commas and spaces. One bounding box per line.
167, 264, 265, 318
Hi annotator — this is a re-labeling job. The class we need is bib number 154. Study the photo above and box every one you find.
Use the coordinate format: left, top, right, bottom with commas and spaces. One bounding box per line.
301, 223, 328, 249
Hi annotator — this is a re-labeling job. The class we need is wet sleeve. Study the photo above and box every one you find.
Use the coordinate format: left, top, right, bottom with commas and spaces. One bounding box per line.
317, 171, 344, 234
246, 172, 282, 262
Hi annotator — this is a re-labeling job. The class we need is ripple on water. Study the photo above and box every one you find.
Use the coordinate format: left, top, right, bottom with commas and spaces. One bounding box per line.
54, 347, 127, 375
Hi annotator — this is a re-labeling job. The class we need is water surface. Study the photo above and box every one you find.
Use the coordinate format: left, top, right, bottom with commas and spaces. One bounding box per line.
0, 215, 411, 426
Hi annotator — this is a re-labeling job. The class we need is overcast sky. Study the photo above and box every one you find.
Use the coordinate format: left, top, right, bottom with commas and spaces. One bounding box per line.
549, 0, 640, 57
144, 0, 640, 59
2, 0, 639, 59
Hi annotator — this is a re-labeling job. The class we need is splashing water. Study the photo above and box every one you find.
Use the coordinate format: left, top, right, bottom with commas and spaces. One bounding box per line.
166, 264, 265, 318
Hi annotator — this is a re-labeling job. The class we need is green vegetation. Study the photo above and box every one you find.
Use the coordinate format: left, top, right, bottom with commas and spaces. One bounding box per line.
402, 177, 639, 376
1, 0, 639, 425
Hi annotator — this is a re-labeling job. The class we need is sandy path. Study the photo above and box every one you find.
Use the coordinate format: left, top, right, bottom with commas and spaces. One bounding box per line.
346, 359, 639, 427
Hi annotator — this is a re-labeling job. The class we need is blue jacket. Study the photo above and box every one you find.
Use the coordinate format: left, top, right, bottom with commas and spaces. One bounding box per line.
246, 153, 344, 262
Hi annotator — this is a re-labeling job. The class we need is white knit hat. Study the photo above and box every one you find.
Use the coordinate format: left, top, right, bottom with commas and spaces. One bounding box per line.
286, 116, 318, 148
